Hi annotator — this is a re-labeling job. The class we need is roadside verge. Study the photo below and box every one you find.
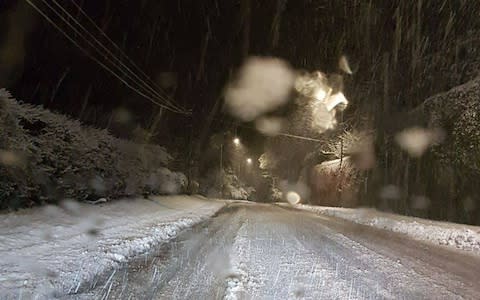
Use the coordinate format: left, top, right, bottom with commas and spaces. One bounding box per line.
292, 204, 480, 255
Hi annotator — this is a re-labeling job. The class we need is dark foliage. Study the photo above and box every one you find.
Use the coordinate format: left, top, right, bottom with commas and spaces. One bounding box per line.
364, 78, 480, 225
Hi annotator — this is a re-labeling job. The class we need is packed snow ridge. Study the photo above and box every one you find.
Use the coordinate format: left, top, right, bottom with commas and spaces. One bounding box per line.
296, 204, 480, 254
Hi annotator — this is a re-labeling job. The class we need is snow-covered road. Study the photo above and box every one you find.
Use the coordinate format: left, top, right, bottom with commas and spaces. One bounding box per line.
0, 196, 225, 299
74, 203, 480, 299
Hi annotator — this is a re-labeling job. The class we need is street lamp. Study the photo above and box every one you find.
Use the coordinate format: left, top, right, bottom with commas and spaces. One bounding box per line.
233, 137, 240, 146
246, 158, 252, 164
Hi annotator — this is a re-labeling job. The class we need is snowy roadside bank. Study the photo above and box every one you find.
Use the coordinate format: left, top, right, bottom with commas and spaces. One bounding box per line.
294, 204, 480, 255
0, 196, 225, 299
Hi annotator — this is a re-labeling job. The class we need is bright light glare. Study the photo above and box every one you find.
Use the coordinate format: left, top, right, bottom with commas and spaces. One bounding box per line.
311, 101, 336, 132
233, 137, 240, 145
313, 88, 327, 101
324, 92, 348, 111
246, 158, 252, 164
286, 191, 301, 205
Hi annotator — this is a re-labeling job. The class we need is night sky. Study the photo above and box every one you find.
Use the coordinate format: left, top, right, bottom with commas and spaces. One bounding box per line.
3, 1, 353, 140
2, 0, 479, 155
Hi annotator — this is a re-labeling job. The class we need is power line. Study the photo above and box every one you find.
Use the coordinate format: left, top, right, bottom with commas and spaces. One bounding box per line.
42, 0, 184, 113
212, 117, 324, 143
274, 132, 323, 142
64, 0, 185, 112
26, 0, 189, 114
67, 0, 182, 110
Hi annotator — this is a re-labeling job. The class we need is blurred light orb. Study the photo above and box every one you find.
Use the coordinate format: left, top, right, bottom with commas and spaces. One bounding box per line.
463, 196, 476, 212
224, 56, 295, 121
379, 185, 401, 200
255, 116, 284, 136
246, 158, 252, 164
111, 107, 131, 124
233, 137, 240, 145
0, 150, 21, 166
286, 191, 301, 205
411, 195, 431, 210
395, 127, 444, 157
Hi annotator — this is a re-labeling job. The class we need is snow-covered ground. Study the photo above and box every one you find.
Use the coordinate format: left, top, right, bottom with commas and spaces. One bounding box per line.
295, 204, 480, 254
3, 199, 479, 299
54, 203, 479, 299
0, 196, 225, 299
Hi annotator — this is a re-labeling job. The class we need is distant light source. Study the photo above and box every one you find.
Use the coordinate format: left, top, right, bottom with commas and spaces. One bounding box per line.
233, 137, 240, 145
246, 158, 252, 164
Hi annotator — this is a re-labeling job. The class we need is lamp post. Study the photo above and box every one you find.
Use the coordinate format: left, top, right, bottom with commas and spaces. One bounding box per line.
220, 143, 223, 173
219, 136, 242, 197
232, 137, 241, 175
244, 157, 254, 180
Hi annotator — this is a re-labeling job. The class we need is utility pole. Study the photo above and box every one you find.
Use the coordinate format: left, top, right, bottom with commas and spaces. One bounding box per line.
339, 110, 344, 169
338, 109, 345, 203
219, 137, 224, 198
220, 144, 223, 173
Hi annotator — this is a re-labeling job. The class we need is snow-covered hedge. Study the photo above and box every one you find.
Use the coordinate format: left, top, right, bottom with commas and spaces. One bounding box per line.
0, 89, 186, 209
373, 78, 480, 224
423, 78, 480, 175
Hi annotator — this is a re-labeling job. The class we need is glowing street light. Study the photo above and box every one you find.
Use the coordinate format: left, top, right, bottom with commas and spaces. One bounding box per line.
246, 158, 252, 164
233, 137, 240, 146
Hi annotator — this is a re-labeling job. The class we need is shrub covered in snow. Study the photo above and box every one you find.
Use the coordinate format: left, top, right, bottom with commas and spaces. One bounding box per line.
145, 167, 188, 195
0, 89, 186, 209
222, 170, 255, 200
199, 167, 254, 200
425, 79, 480, 176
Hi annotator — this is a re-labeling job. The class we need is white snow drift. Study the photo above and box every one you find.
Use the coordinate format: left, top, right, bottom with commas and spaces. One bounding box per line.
296, 204, 480, 254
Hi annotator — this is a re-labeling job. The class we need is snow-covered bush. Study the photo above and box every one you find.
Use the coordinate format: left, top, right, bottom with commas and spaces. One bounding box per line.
0, 91, 36, 207
0, 89, 185, 209
271, 186, 283, 202
145, 167, 188, 195
222, 171, 255, 200
198, 167, 254, 200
